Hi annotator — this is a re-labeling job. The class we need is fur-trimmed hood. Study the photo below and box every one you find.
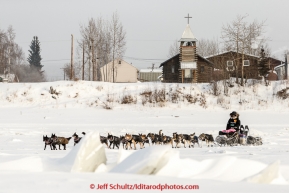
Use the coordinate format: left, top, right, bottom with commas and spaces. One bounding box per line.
230, 111, 239, 118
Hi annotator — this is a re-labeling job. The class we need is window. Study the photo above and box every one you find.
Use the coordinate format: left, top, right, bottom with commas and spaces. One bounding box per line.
227, 61, 233, 66
118, 60, 121, 64
184, 69, 192, 78
171, 66, 175, 73
200, 66, 204, 73
243, 60, 250, 66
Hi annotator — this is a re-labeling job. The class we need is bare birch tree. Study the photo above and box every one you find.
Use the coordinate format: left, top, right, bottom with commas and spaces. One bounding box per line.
221, 15, 266, 86
110, 11, 126, 82
76, 12, 126, 82
0, 26, 26, 81
167, 39, 179, 58
78, 18, 99, 81
197, 38, 221, 57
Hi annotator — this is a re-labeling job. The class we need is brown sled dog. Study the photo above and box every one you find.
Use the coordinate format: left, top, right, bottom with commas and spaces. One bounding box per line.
124, 133, 145, 150
198, 133, 214, 147
51, 133, 71, 150
171, 132, 194, 148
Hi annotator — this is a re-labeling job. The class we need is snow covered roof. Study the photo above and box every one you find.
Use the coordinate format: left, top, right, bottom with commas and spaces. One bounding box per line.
205, 50, 261, 59
274, 64, 285, 69
179, 24, 197, 42
102, 59, 139, 70
205, 50, 284, 63
139, 69, 162, 73
159, 54, 213, 68
204, 50, 260, 59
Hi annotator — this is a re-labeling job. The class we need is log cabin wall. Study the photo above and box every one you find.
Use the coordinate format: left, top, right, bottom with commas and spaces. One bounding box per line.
160, 54, 213, 83
206, 51, 260, 80
161, 55, 180, 83
197, 56, 213, 83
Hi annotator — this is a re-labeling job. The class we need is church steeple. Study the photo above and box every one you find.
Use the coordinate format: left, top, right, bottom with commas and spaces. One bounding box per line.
179, 24, 197, 42
179, 14, 197, 43
179, 14, 198, 83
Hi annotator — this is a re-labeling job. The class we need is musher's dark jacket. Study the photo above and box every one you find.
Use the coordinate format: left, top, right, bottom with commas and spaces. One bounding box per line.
226, 118, 241, 131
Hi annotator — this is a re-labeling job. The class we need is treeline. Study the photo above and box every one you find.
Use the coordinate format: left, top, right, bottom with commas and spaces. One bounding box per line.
0, 26, 45, 82
64, 11, 126, 82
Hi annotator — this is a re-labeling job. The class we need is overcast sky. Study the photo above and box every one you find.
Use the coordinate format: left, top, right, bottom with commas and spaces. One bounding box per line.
1, 0, 289, 81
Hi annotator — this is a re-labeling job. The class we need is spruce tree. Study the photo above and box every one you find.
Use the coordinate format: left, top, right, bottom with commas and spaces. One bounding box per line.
27, 36, 43, 72
258, 47, 270, 85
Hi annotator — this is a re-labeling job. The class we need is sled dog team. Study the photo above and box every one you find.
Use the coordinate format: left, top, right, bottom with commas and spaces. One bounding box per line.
43, 132, 86, 150
43, 111, 261, 150
43, 130, 215, 150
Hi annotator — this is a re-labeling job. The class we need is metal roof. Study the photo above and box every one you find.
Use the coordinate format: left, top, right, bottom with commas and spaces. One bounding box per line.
179, 24, 197, 42
159, 54, 214, 68
139, 69, 162, 73
205, 50, 284, 63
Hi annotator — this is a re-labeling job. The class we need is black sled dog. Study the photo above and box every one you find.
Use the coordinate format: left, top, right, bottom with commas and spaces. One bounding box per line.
72, 132, 86, 146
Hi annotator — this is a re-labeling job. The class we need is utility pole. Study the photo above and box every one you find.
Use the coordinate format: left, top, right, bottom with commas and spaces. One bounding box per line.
71, 34, 74, 80
89, 40, 91, 81
7, 47, 10, 80
91, 38, 95, 81
96, 57, 99, 81
285, 54, 288, 80
112, 58, 115, 83
105, 44, 108, 82
82, 41, 85, 80
241, 49, 244, 86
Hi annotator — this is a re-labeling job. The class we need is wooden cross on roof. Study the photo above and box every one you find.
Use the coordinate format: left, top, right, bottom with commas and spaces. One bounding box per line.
185, 13, 192, 24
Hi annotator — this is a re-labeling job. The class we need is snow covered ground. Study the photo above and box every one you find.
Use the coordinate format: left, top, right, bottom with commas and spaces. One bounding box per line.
0, 81, 289, 193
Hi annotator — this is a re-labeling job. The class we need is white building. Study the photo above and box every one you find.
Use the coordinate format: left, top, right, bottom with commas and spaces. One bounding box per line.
274, 54, 289, 80
100, 60, 138, 83
139, 68, 162, 82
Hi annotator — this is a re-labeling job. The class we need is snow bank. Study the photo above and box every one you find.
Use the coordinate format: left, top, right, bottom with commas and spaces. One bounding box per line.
43, 131, 106, 172
155, 155, 269, 182
108, 145, 287, 184
110, 146, 177, 174
246, 161, 288, 184
1, 80, 289, 111
116, 146, 134, 164
0, 156, 43, 172
71, 132, 107, 172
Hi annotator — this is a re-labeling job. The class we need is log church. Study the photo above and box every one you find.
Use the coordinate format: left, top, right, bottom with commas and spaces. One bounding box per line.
159, 14, 213, 83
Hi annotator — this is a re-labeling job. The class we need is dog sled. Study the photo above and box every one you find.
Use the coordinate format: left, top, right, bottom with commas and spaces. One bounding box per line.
215, 125, 262, 146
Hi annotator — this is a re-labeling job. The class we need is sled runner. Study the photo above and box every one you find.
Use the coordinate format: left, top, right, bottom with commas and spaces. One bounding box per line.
216, 125, 263, 146
215, 132, 239, 146
215, 125, 250, 146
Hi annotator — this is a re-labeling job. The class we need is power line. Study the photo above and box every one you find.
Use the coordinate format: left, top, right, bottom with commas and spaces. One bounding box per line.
123, 56, 166, 61
17, 38, 289, 43
127, 39, 175, 42
42, 59, 70, 62
0, 56, 166, 65
18, 40, 71, 44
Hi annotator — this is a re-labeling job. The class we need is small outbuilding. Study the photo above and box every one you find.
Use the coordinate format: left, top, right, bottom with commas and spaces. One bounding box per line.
274, 54, 288, 80
100, 60, 138, 83
139, 68, 162, 82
